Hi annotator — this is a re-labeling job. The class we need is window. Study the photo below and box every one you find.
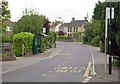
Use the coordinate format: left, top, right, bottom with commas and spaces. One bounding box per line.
76, 27, 78, 32
74, 27, 76, 32
70, 27, 72, 32
68, 27, 70, 32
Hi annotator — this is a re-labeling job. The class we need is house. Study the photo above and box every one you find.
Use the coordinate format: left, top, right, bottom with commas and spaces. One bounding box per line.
3, 19, 16, 37
50, 17, 64, 32
59, 17, 87, 36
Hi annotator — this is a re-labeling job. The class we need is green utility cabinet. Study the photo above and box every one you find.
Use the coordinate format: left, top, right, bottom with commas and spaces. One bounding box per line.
33, 34, 47, 54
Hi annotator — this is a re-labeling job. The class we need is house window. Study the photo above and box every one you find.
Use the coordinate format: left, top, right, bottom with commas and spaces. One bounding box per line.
74, 27, 76, 32
6, 26, 11, 31
68, 27, 70, 32
70, 27, 72, 32
76, 27, 78, 32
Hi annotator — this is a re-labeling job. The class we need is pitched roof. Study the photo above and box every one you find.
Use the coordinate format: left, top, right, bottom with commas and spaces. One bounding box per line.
59, 20, 86, 28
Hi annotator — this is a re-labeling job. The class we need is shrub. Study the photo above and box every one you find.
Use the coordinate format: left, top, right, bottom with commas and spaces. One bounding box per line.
13, 32, 34, 57
2, 35, 13, 43
91, 36, 100, 47
40, 37, 46, 53
46, 32, 56, 48
116, 31, 120, 48
100, 41, 104, 52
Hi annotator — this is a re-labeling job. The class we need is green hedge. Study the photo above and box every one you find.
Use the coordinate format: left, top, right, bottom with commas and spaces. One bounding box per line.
13, 32, 34, 57
40, 38, 46, 53
57, 36, 73, 39
46, 32, 56, 48
91, 36, 100, 47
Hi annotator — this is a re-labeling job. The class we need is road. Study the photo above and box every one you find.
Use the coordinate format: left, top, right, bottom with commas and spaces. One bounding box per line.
3, 42, 94, 82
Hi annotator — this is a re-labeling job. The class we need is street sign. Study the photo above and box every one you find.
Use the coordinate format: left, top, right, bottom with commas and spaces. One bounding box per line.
106, 7, 114, 19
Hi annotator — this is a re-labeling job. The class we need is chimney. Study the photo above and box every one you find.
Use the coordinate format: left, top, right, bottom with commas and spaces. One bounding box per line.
72, 17, 75, 21
84, 17, 87, 21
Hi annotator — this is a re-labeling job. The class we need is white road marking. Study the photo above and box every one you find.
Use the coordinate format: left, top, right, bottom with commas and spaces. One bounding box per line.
82, 76, 92, 83
41, 73, 46, 76
69, 67, 72, 69
1, 58, 48, 75
74, 67, 77, 69
87, 76, 92, 79
84, 78, 90, 81
79, 70, 81, 73
64, 70, 67, 72
82, 80, 88, 83
61, 70, 64, 72
85, 45, 97, 76
70, 70, 73, 72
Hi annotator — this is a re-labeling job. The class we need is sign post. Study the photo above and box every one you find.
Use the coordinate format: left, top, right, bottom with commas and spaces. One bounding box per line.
105, 6, 114, 74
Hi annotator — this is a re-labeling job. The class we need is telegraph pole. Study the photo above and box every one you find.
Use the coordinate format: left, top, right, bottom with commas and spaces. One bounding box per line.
109, 0, 112, 75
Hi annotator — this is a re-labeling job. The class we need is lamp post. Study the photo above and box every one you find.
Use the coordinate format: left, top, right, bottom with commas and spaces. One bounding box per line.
109, 0, 112, 75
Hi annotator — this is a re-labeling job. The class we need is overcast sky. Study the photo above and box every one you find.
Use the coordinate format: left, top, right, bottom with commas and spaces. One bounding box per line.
8, 0, 104, 22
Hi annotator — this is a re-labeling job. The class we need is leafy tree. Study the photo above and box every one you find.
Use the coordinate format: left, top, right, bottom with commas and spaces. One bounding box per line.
13, 9, 45, 35
92, 1, 105, 20
0, 0, 11, 32
99, 2, 120, 55
83, 20, 101, 45
0, 0, 11, 20
43, 18, 51, 35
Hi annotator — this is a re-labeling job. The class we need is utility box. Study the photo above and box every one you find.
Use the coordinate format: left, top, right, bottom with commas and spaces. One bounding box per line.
33, 34, 47, 54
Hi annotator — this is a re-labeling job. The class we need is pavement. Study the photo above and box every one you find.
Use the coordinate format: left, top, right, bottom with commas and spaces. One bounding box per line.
1, 46, 61, 74
1, 42, 119, 82
87, 45, 119, 82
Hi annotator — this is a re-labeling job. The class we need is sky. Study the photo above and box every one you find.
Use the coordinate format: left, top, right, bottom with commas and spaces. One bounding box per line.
7, 0, 104, 22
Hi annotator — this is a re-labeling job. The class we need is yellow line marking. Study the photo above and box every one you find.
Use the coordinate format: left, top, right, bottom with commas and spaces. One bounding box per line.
64, 67, 68, 69
73, 70, 76, 72
61, 70, 64, 72
79, 70, 81, 73
64, 70, 67, 72
69, 67, 72, 69
74, 67, 77, 69
84, 62, 92, 77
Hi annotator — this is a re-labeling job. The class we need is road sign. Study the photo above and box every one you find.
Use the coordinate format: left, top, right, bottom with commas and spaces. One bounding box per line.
106, 7, 114, 19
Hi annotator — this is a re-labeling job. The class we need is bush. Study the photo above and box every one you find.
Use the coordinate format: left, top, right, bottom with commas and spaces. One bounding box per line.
13, 32, 34, 57
2, 35, 13, 43
100, 41, 104, 52
46, 32, 56, 48
91, 36, 100, 47
40, 38, 46, 53
113, 60, 120, 66
116, 31, 120, 48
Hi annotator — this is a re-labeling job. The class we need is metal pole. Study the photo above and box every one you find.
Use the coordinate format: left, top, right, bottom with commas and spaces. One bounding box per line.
109, 1, 112, 75
119, 1, 120, 12
105, 8, 108, 72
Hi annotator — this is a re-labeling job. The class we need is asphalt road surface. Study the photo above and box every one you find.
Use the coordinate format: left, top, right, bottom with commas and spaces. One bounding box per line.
2, 42, 94, 82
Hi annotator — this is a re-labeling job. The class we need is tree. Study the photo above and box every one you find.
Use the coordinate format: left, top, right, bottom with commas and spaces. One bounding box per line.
0, 0, 11, 32
92, 1, 105, 20
99, 2, 120, 55
13, 9, 45, 35
43, 18, 50, 35
83, 20, 101, 45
